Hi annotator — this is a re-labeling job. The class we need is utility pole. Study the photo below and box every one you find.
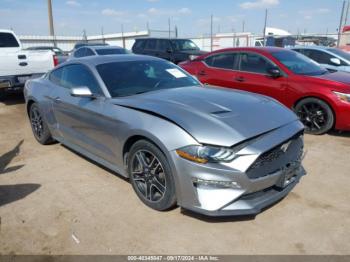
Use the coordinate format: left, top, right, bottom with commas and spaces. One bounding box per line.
175, 25, 178, 38
242, 20, 245, 32
47, 0, 56, 46
121, 24, 125, 48
168, 18, 171, 38
210, 14, 213, 51
338, 0, 346, 47
263, 9, 268, 46
101, 26, 105, 43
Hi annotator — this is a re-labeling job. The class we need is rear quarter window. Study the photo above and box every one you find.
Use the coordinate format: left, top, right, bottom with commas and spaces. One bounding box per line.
0, 32, 20, 48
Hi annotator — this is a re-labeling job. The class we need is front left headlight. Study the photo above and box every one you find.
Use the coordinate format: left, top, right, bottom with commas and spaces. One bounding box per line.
176, 145, 238, 164
333, 91, 350, 103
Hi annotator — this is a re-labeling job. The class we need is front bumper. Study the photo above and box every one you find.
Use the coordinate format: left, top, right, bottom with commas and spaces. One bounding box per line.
169, 120, 306, 217
334, 100, 350, 131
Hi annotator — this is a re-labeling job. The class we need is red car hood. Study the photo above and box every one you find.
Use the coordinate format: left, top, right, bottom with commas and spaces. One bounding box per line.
315, 71, 350, 85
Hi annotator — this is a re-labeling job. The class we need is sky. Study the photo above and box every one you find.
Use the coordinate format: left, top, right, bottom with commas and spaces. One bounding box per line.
0, 0, 346, 37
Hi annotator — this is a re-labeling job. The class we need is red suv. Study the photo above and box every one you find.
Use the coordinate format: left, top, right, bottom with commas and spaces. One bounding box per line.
180, 47, 350, 134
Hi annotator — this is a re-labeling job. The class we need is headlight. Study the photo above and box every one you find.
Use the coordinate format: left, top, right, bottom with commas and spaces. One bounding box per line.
176, 145, 238, 164
189, 55, 199, 60
333, 91, 350, 103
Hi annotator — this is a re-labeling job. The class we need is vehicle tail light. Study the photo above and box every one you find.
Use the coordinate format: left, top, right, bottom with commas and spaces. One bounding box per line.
53, 55, 59, 67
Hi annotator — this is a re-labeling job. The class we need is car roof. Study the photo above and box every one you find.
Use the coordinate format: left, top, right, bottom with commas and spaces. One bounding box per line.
292, 45, 330, 50
64, 54, 164, 67
85, 45, 125, 50
136, 38, 193, 41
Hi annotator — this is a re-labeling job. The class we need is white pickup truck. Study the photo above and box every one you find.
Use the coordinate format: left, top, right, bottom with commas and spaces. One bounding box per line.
0, 30, 57, 98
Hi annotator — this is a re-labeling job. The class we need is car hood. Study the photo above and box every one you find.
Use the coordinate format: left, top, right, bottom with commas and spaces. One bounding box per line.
111, 86, 298, 147
315, 71, 350, 85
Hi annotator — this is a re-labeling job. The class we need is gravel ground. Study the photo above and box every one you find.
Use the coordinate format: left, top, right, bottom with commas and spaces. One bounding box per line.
0, 94, 350, 255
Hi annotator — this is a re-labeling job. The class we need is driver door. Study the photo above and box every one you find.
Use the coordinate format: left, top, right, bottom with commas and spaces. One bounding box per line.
48, 64, 119, 164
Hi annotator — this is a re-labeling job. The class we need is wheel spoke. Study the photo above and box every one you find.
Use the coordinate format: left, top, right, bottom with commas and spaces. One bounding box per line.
145, 182, 152, 200
136, 151, 148, 169
152, 176, 165, 194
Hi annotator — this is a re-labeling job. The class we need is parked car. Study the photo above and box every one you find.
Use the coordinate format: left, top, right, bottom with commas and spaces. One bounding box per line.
0, 30, 58, 99
132, 38, 206, 64
26, 46, 68, 64
73, 41, 108, 50
292, 46, 350, 73
69, 46, 129, 60
180, 47, 350, 135
24, 55, 306, 216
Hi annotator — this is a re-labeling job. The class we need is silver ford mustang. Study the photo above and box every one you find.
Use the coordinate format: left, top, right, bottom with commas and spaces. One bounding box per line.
24, 55, 306, 216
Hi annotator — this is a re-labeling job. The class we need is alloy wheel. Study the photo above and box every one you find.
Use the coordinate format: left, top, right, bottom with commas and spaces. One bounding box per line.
296, 102, 328, 133
30, 106, 44, 139
130, 150, 167, 203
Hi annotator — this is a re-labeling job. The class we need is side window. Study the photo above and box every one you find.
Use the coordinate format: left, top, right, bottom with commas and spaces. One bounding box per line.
133, 40, 145, 50
74, 48, 87, 58
157, 40, 171, 51
61, 64, 102, 95
85, 48, 95, 56
145, 39, 157, 50
239, 53, 275, 74
306, 50, 334, 64
49, 67, 64, 85
205, 53, 238, 70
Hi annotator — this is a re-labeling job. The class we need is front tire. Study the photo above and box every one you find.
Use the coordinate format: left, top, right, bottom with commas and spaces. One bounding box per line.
29, 103, 54, 145
294, 98, 334, 135
128, 140, 177, 211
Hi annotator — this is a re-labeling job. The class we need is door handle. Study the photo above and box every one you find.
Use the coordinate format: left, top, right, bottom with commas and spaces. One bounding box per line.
198, 70, 207, 76
235, 76, 245, 82
19, 62, 28, 66
18, 54, 27, 60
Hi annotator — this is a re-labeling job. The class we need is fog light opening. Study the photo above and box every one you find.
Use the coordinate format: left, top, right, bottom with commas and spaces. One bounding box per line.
193, 178, 241, 189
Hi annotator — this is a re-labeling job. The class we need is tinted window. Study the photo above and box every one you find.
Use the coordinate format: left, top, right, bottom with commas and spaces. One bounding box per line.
85, 48, 95, 56
74, 48, 87, 58
303, 50, 334, 64
156, 40, 171, 51
145, 40, 157, 50
240, 53, 275, 74
271, 50, 327, 76
171, 40, 199, 51
133, 40, 145, 50
61, 64, 102, 94
49, 67, 64, 85
205, 53, 238, 70
96, 60, 200, 97
95, 48, 129, 55
0, 32, 20, 48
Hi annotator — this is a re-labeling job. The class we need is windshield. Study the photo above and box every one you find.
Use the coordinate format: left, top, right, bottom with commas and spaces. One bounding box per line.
171, 40, 199, 51
272, 50, 328, 76
327, 48, 350, 61
96, 60, 201, 97
95, 48, 129, 55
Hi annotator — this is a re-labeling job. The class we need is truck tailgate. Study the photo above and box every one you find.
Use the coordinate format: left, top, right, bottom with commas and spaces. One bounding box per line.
0, 50, 54, 77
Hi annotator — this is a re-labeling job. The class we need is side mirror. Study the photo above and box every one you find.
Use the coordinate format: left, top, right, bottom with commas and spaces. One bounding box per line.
267, 67, 281, 78
330, 57, 341, 66
70, 86, 94, 98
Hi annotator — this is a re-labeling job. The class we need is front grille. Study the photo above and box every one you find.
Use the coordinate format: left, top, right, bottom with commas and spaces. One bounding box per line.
246, 131, 304, 179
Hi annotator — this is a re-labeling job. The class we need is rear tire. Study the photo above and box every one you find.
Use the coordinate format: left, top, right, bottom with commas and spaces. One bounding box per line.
294, 98, 334, 135
29, 103, 55, 145
128, 140, 177, 211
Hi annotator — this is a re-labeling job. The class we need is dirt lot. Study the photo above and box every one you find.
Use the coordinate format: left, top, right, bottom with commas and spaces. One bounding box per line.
0, 94, 350, 255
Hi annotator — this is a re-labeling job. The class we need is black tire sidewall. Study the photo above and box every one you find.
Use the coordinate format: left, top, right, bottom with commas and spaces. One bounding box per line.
128, 140, 177, 211
295, 98, 334, 135
29, 103, 53, 145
